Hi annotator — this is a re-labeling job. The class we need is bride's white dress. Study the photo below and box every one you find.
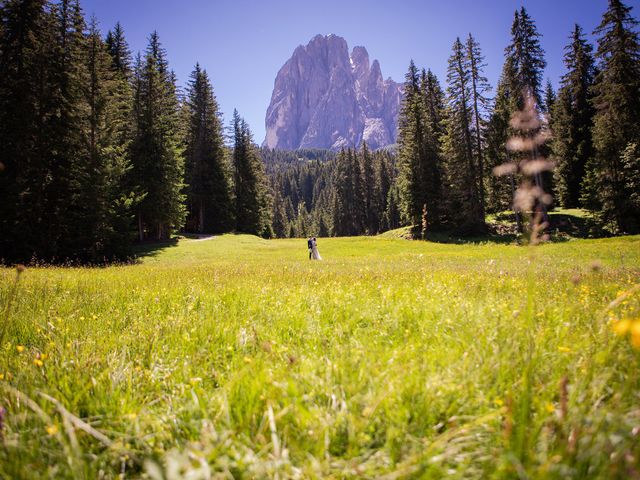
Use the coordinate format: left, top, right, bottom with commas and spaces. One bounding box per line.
311, 240, 322, 260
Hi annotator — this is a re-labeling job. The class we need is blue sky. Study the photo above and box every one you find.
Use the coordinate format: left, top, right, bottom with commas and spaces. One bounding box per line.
81, 0, 634, 144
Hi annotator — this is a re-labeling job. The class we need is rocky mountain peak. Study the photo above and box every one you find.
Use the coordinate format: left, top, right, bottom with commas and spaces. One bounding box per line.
264, 35, 402, 150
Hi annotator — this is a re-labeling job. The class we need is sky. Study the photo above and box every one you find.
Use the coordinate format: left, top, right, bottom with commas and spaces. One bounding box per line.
80, 0, 637, 144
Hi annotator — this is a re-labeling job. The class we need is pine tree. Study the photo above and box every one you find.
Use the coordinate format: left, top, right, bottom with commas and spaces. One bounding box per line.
543, 79, 556, 115
130, 31, 186, 241
232, 109, 271, 236
442, 37, 484, 232
485, 76, 515, 214
585, 0, 640, 233
43, 0, 92, 259
184, 63, 233, 233
271, 190, 289, 238
78, 17, 135, 260
552, 24, 596, 208
466, 33, 491, 217
485, 8, 547, 225
419, 69, 444, 226
105, 21, 131, 77
360, 142, 379, 234
331, 148, 365, 236
505, 7, 547, 108
397, 61, 442, 232
0, 0, 53, 261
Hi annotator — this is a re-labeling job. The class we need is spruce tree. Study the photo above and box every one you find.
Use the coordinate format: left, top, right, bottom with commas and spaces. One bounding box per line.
585, 0, 640, 233
442, 37, 484, 232
331, 148, 365, 236
485, 8, 547, 225
105, 22, 131, 77
485, 76, 515, 214
0, 0, 52, 261
232, 110, 271, 236
360, 142, 379, 234
184, 63, 233, 233
397, 61, 425, 228
505, 7, 547, 107
543, 79, 556, 115
78, 17, 135, 260
43, 0, 91, 259
271, 190, 289, 238
552, 24, 596, 208
419, 69, 445, 227
397, 61, 442, 232
466, 33, 491, 216
130, 31, 186, 241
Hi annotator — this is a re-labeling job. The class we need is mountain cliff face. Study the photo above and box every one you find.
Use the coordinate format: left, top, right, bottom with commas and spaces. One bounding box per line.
263, 34, 402, 151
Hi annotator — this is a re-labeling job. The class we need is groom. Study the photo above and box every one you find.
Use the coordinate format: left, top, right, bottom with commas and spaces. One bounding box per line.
307, 237, 313, 259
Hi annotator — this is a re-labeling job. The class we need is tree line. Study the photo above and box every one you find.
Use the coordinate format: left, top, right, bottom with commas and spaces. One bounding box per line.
0, 0, 271, 263
397, 1, 640, 236
267, 0, 640, 240
1, 0, 639, 262
266, 146, 399, 238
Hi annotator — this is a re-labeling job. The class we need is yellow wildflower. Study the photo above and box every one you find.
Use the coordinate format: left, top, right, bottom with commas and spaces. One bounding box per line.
545, 403, 555, 413
558, 346, 572, 353
16, 345, 25, 353
494, 398, 504, 407
46, 424, 58, 436
243, 356, 252, 364
612, 319, 631, 336
34, 359, 43, 367
631, 321, 640, 349
189, 377, 202, 386
0, 373, 4, 380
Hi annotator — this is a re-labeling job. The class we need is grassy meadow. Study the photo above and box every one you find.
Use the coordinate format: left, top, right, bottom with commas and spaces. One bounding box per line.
1, 233, 639, 478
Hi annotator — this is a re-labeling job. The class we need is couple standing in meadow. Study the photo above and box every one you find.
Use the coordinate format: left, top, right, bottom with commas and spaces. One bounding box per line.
307, 237, 322, 260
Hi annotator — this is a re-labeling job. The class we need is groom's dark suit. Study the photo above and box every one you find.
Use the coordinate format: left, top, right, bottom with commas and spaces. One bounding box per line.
307, 238, 313, 259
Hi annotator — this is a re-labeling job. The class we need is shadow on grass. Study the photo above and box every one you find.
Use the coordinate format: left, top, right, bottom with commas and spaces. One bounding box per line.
131, 237, 180, 261
424, 230, 519, 245
417, 210, 592, 245
547, 212, 589, 238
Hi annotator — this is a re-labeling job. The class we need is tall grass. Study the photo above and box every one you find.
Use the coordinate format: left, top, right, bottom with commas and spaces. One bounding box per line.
0, 234, 638, 478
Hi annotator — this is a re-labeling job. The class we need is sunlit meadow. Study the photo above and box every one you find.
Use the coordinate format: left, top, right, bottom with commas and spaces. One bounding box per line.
1, 234, 639, 478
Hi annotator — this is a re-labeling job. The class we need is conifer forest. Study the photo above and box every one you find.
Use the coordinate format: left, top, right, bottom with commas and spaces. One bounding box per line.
1, 0, 639, 263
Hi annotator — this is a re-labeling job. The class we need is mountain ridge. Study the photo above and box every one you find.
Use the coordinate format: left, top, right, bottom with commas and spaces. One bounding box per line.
263, 34, 402, 151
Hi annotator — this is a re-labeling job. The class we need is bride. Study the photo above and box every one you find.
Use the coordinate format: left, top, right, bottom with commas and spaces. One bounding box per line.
311, 237, 322, 260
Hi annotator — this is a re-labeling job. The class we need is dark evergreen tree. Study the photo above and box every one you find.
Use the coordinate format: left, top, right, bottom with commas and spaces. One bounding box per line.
442, 37, 485, 232
184, 63, 233, 233
552, 25, 596, 208
419, 68, 445, 227
397, 61, 442, 232
361, 142, 379, 234
505, 7, 547, 108
0, 0, 53, 261
485, 76, 516, 214
130, 31, 186, 241
105, 21, 131, 77
543, 79, 556, 115
485, 7, 547, 225
466, 33, 491, 217
232, 109, 271, 236
584, 0, 640, 233
40, 0, 91, 259
271, 190, 289, 238
332, 148, 366, 236
78, 17, 135, 259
